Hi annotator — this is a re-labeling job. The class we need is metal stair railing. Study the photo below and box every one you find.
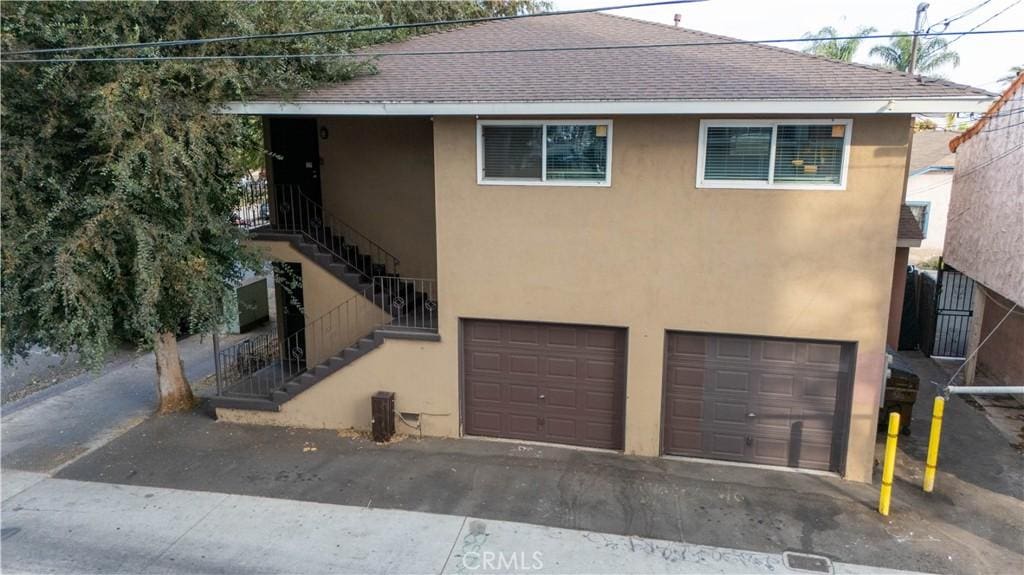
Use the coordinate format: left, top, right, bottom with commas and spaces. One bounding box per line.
371, 277, 438, 333
215, 277, 439, 399
215, 291, 383, 399
233, 180, 401, 281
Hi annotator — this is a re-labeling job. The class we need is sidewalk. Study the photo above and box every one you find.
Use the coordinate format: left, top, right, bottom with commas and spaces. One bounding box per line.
1, 471, 919, 575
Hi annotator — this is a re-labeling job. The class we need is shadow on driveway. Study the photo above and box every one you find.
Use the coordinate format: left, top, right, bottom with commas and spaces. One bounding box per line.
56, 401, 1022, 575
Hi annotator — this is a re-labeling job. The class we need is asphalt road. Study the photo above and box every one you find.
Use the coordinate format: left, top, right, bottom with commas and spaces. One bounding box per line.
0, 333, 222, 473
1, 345, 138, 405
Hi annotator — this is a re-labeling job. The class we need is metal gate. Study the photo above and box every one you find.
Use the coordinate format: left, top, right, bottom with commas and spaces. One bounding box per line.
930, 260, 976, 358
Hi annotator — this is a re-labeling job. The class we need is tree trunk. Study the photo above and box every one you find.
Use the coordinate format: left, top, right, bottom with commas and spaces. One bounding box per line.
154, 331, 195, 413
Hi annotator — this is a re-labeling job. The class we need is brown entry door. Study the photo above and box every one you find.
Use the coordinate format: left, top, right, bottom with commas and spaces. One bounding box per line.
463, 319, 627, 450
662, 332, 852, 471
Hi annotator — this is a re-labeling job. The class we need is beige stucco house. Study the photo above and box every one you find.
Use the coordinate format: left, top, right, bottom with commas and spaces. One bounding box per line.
210, 13, 994, 483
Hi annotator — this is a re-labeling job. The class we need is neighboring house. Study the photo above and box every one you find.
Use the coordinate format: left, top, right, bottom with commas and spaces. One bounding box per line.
905, 130, 959, 263
945, 74, 1024, 389
211, 13, 994, 483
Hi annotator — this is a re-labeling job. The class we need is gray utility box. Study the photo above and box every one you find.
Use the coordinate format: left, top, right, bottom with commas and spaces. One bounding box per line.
225, 276, 270, 334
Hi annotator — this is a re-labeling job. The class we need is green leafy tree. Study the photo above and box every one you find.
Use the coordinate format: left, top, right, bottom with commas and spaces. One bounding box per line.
869, 31, 960, 74
802, 25, 877, 62
1, 0, 546, 411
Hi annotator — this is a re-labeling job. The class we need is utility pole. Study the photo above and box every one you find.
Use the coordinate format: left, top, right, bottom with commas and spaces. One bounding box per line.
908, 2, 930, 75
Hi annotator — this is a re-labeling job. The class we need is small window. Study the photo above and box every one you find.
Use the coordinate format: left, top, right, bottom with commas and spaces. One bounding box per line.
698, 120, 852, 190
478, 120, 611, 186
907, 202, 930, 238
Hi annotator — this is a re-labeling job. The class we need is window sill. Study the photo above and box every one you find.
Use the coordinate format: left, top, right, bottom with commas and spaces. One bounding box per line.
697, 180, 846, 191
478, 179, 612, 187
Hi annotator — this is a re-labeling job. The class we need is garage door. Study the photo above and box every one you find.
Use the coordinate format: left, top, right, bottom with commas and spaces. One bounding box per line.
662, 332, 852, 471
463, 319, 626, 450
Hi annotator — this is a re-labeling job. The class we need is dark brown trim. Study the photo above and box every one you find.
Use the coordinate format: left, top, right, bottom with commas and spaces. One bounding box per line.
833, 341, 857, 477
457, 317, 466, 438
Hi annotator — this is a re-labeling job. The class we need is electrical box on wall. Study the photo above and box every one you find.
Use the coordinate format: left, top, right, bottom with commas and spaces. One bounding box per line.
371, 391, 396, 443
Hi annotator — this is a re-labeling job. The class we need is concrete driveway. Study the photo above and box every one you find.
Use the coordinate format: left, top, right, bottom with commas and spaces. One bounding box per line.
52, 349, 1023, 575
3, 471, 924, 575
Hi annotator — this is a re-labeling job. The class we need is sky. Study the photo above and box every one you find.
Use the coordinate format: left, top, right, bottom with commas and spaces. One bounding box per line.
556, 0, 1024, 90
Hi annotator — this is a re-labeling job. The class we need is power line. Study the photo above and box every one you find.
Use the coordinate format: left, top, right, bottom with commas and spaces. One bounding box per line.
965, 106, 1024, 119
907, 141, 1023, 197
946, 0, 1023, 46
926, 0, 995, 33
4, 28, 1022, 64
980, 117, 1024, 132
1, 0, 706, 57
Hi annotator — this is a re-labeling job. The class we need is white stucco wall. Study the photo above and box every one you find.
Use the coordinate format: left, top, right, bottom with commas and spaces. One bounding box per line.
906, 170, 952, 263
945, 84, 1024, 306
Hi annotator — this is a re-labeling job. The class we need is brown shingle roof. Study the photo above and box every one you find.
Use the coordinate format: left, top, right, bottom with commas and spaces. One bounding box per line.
898, 204, 926, 241
910, 131, 958, 173
283, 13, 992, 104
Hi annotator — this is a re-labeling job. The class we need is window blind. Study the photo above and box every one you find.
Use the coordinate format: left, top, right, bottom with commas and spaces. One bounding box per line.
703, 126, 773, 181
772, 125, 845, 185
481, 125, 542, 180
545, 125, 608, 181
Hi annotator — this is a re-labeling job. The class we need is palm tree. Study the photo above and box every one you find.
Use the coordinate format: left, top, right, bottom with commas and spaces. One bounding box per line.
998, 65, 1023, 85
869, 32, 960, 74
802, 25, 877, 62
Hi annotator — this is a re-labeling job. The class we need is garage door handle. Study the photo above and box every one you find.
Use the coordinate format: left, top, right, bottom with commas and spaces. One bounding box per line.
747, 412, 757, 418
538, 394, 546, 400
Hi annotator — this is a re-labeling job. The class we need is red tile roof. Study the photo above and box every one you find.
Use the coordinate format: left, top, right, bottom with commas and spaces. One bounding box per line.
949, 73, 1024, 152
279, 13, 992, 104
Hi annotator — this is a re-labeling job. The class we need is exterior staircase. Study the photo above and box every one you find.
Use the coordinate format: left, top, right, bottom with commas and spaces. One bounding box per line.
243, 182, 402, 294
211, 182, 437, 412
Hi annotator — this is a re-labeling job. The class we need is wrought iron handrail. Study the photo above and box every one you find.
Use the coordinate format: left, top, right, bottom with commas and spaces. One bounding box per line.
371, 276, 438, 333
233, 180, 401, 280
215, 276, 438, 399
216, 291, 381, 398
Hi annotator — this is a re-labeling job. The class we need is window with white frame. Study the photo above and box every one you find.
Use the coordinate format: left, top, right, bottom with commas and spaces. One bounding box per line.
907, 201, 930, 238
697, 120, 852, 189
478, 120, 612, 185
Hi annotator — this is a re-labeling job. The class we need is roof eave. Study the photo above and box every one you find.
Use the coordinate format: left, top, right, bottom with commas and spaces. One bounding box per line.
221, 97, 995, 116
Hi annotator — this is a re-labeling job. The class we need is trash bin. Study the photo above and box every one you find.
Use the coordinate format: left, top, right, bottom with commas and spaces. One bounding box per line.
880, 349, 919, 435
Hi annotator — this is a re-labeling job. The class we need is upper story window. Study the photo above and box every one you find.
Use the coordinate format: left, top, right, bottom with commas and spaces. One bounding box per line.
697, 119, 852, 190
478, 120, 612, 186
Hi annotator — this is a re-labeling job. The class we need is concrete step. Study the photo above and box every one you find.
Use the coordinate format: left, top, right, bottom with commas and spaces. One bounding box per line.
207, 396, 281, 412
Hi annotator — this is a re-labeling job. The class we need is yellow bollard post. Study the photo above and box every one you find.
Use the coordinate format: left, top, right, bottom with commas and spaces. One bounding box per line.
923, 396, 945, 493
878, 412, 900, 516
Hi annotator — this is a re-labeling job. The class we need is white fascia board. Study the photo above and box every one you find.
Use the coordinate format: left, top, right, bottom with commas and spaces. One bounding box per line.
221, 97, 994, 116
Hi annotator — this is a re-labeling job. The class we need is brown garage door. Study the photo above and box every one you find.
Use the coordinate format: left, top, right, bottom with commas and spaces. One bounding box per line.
463, 319, 626, 450
662, 332, 852, 471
